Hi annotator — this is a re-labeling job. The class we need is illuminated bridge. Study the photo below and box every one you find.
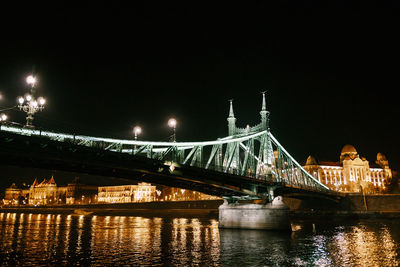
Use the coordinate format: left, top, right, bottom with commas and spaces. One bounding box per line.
0, 94, 339, 204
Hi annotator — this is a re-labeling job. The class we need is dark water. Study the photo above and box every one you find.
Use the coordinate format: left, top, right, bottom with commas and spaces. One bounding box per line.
0, 212, 399, 266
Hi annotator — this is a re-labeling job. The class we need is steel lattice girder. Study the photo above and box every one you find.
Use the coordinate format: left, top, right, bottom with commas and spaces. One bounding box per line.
0, 125, 330, 192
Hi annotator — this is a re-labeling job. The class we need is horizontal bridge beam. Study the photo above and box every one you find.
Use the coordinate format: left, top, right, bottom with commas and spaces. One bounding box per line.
0, 125, 266, 148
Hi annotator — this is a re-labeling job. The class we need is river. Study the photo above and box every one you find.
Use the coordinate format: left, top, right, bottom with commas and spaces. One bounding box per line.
0, 212, 399, 266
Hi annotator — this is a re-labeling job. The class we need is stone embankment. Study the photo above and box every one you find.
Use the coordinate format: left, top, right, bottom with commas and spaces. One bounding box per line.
0, 200, 223, 216
1, 194, 400, 219
285, 193, 400, 219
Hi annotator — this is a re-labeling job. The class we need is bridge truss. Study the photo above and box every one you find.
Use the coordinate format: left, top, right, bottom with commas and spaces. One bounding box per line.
0, 125, 329, 195
0, 93, 332, 199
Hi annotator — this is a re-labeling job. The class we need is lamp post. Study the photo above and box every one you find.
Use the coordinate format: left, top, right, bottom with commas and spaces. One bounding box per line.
17, 75, 46, 128
168, 118, 177, 142
133, 126, 142, 153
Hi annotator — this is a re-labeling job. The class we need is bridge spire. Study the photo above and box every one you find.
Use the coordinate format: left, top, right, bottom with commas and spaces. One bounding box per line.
227, 99, 236, 136
260, 91, 270, 130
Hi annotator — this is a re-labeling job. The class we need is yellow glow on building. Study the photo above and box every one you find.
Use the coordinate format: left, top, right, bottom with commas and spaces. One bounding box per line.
28, 176, 64, 205
304, 145, 392, 193
159, 187, 220, 201
98, 183, 156, 203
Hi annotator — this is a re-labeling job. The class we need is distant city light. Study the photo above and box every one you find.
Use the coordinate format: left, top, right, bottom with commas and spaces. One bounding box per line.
18, 97, 24, 104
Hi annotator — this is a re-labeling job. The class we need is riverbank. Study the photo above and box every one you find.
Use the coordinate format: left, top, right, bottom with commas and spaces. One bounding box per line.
1, 195, 400, 219
290, 210, 400, 220
0, 200, 223, 217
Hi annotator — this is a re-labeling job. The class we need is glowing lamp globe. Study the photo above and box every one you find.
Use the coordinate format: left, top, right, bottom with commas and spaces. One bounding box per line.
38, 97, 46, 105
25, 94, 32, 101
168, 118, 177, 128
134, 126, 142, 135
26, 75, 36, 85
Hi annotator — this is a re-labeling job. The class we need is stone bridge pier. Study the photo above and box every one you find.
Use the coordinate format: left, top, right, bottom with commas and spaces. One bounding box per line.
218, 196, 291, 231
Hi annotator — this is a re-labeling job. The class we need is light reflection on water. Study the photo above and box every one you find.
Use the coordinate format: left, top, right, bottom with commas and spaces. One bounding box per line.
0, 213, 399, 266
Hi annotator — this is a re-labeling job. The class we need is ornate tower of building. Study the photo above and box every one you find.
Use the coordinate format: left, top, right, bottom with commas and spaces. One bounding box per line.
260, 92, 270, 130
227, 100, 236, 136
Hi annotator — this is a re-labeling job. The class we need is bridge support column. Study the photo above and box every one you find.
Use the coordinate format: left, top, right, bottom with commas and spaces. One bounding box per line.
218, 196, 291, 231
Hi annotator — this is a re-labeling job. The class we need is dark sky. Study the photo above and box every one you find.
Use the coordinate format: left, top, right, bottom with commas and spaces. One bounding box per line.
0, 2, 399, 190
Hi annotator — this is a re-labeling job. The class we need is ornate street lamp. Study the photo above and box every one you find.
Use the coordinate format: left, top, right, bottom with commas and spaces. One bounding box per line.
168, 118, 177, 142
17, 75, 46, 128
133, 125, 142, 153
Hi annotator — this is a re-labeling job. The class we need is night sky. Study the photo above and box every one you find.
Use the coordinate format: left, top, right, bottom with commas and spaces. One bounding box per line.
0, 2, 399, 190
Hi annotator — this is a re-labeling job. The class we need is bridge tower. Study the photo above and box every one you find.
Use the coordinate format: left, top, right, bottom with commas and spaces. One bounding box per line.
219, 92, 291, 231
227, 99, 236, 136
260, 91, 270, 130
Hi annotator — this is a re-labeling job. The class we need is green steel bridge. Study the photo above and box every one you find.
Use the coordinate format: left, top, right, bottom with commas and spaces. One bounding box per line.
0, 94, 340, 202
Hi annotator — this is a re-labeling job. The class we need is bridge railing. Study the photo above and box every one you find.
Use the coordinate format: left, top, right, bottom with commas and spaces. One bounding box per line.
268, 132, 330, 192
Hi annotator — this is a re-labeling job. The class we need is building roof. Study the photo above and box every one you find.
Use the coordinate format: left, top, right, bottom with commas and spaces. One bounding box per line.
48, 176, 56, 185
377, 152, 387, 161
341, 144, 357, 154
305, 155, 318, 165
38, 178, 48, 187
318, 160, 341, 167
31, 178, 38, 187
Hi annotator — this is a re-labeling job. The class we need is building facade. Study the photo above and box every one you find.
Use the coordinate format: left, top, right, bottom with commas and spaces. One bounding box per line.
304, 145, 392, 193
2, 183, 27, 205
28, 176, 67, 205
98, 183, 156, 203
158, 187, 220, 201
2, 176, 99, 206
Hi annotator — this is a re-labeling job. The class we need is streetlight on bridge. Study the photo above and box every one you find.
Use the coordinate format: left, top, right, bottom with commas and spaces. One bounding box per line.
17, 75, 46, 128
133, 126, 142, 153
133, 126, 142, 140
168, 118, 177, 142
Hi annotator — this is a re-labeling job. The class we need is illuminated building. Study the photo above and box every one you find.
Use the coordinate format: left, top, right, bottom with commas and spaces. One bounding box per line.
97, 182, 220, 203
98, 183, 156, 203
158, 187, 220, 201
28, 176, 67, 205
66, 177, 98, 204
304, 145, 392, 193
2, 183, 25, 205
2, 176, 98, 206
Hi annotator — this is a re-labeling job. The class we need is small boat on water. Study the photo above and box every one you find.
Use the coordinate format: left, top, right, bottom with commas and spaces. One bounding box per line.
74, 209, 94, 215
